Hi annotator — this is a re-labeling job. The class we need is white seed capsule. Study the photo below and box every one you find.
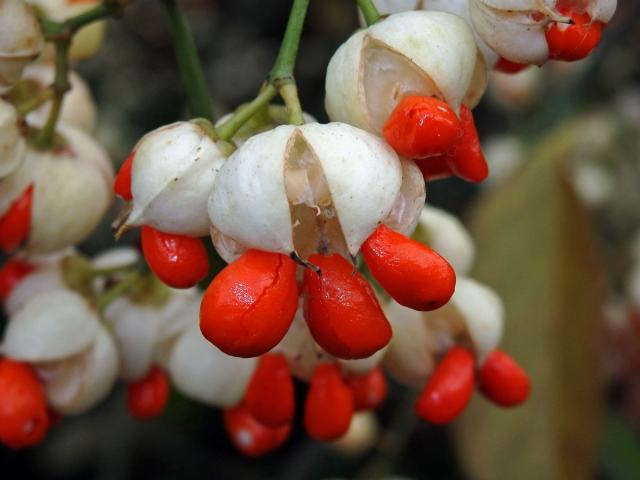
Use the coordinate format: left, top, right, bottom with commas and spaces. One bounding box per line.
469, 0, 556, 65
383, 276, 504, 386
27, 0, 105, 62
126, 121, 226, 237
2, 290, 100, 362
383, 299, 437, 387
4, 264, 67, 317
23, 64, 97, 131
325, 11, 484, 134
39, 323, 119, 415
209, 122, 404, 262
0, 0, 44, 93
103, 288, 199, 380
168, 323, 257, 407
0, 125, 114, 253
0, 98, 26, 178
330, 412, 380, 456
430, 277, 504, 362
414, 206, 475, 275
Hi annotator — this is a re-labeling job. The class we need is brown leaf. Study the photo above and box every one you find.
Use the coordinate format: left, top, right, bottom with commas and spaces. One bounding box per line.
455, 125, 605, 480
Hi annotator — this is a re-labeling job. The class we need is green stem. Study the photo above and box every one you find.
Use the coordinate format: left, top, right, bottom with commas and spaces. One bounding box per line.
96, 271, 140, 311
34, 40, 70, 148
269, 0, 309, 83
356, 0, 380, 25
217, 0, 309, 138
161, 0, 213, 120
34, 0, 133, 148
217, 84, 277, 141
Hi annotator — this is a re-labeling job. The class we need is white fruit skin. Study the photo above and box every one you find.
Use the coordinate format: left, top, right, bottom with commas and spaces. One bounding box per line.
383, 300, 436, 388
23, 64, 97, 131
330, 412, 379, 456
299, 122, 402, 256
325, 11, 482, 132
0, 125, 114, 253
369, 0, 500, 67
168, 323, 257, 407
589, 0, 616, 23
209, 125, 294, 256
383, 277, 504, 386
469, 0, 552, 65
0, 99, 26, 178
0, 0, 44, 93
103, 288, 199, 380
416, 206, 475, 275
41, 323, 119, 415
383, 159, 426, 236
127, 122, 225, 237
449, 277, 504, 362
209, 122, 402, 259
28, 0, 105, 62
4, 267, 67, 317
1, 290, 100, 362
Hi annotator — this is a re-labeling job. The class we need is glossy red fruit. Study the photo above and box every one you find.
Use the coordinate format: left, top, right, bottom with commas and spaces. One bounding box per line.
304, 364, 354, 441
494, 57, 528, 74
127, 365, 170, 420
114, 153, 134, 200
361, 224, 456, 311
415, 347, 475, 424
141, 226, 209, 289
200, 250, 298, 358
244, 354, 295, 428
0, 260, 35, 302
546, 10, 604, 62
383, 96, 462, 159
479, 349, 531, 407
223, 404, 291, 456
0, 185, 33, 253
446, 105, 488, 183
347, 367, 388, 411
0, 358, 49, 449
303, 254, 392, 359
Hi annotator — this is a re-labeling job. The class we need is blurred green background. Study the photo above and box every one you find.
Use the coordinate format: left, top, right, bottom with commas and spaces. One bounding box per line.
3, 0, 640, 478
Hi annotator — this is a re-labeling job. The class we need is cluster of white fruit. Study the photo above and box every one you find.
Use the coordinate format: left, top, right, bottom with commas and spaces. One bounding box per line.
0, 0, 616, 456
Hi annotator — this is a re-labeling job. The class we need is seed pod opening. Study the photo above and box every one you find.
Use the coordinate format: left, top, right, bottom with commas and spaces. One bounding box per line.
326, 11, 484, 133
209, 122, 403, 262
126, 121, 226, 237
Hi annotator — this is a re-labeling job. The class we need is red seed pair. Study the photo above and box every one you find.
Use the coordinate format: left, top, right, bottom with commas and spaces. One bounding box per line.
0, 185, 33, 253
546, 8, 604, 62
0, 358, 49, 449
383, 96, 488, 183
242, 354, 387, 447
200, 249, 391, 360
126, 365, 170, 420
114, 155, 209, 290
415, 347, 531, 425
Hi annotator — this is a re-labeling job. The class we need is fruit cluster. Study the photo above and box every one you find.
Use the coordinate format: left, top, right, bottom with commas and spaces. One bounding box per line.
0, 0, 615, 456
